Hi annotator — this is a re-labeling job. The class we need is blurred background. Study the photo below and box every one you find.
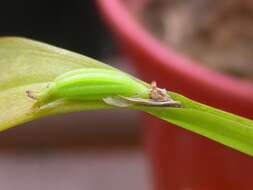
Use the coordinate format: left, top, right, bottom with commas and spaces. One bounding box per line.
0, 0, 150, 190
2, 0, 252, 189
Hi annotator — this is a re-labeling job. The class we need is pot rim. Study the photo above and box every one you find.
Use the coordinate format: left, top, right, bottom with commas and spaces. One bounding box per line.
96, 0, 253, 105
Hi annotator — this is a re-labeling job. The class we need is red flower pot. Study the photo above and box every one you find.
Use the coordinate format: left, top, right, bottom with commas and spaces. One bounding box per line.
96, 0, 253, 189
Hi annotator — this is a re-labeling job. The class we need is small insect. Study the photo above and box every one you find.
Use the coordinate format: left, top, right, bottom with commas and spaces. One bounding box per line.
26, 68, 182, 108
149, 81, 170, 101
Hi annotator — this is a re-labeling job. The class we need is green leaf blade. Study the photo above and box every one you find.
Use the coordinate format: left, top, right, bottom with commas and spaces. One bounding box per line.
0, 37, 113, 130
1, 37, 253, 158
140, 93, 253, 156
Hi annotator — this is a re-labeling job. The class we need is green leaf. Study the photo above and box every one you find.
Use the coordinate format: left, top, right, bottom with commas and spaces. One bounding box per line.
137, 93, 253, 156
0, 37, 112, 131
1, 37, 253, 157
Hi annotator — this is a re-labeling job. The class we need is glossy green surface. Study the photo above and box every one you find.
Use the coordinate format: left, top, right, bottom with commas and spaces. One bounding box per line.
34, 68, 149, 107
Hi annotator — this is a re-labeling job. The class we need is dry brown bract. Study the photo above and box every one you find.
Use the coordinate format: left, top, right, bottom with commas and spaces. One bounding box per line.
149, 81, 169, 102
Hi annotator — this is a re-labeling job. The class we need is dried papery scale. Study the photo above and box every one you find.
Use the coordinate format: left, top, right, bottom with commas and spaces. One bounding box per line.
149, 81, 170, 101
119, 96, 182, 107
26, 90, 36, 100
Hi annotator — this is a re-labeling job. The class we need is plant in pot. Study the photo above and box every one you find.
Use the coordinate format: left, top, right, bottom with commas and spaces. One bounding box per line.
0, 37, 253, 189
96, 0, 253, 189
